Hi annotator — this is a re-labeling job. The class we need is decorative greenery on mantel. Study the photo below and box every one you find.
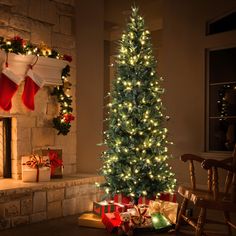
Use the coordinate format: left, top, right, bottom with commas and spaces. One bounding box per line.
0, 36, 74, 135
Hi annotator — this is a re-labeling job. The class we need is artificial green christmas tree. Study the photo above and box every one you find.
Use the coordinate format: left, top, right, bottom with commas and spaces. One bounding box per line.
100, 7, 176, 202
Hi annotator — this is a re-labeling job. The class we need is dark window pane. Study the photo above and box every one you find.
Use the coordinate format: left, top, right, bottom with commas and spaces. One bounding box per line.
209, 83, 236, 117
207, 47, 236, 151
209, 118, 236, 151
209, 48, 236, 84
208, 12, 236, 35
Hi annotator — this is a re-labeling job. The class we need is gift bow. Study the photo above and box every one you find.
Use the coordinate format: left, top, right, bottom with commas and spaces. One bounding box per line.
148, 200, 177, 224
23, 155, 50, 169
22, 155, 50, 182
48, 150, 63, 175
130, 205, 151, 226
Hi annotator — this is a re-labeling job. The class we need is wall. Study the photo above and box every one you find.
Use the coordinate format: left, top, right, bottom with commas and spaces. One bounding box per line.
161, 0, 236, 184
0, 0, 77, 179
76, 0, 105, 174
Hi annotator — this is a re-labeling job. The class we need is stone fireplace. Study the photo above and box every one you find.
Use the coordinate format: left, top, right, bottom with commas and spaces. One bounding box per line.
0, 0, 77, 180
0, 82, 76, 180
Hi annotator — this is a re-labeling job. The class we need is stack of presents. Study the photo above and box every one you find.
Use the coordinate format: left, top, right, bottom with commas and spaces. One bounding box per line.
21, 149, 63, 181
78, 193, 178, 235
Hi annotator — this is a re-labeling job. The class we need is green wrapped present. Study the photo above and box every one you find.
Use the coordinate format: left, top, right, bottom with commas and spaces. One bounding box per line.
151, 212, 172, 230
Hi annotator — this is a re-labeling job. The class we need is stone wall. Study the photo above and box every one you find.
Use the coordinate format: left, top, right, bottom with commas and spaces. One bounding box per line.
0, 176, 104, 230
0, 0, 77, 179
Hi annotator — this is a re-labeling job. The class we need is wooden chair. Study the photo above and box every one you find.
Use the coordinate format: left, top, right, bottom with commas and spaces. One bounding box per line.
175, 146, 236, 236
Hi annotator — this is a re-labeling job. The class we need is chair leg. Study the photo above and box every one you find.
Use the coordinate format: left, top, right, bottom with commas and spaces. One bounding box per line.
223, 211, 232, 236
196, 208, 206, 236
175, 197, 188, 232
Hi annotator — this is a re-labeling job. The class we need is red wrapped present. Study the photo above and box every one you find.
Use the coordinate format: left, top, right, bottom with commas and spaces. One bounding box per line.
34, 149, 63, 178
102, 212, 121, 233
114, 194, 131, 204
114, 203, 126, 213
93, 201, 115, 217
158, 192, 177, 203
138, 196, 156, 205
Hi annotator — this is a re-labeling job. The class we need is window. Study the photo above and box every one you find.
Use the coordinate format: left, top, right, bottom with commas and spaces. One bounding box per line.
207, 11, 236, 35
206, 47, 236, 151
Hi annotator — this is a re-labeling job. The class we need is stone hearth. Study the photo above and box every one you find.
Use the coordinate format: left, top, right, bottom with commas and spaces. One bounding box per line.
0, 175, 104, 230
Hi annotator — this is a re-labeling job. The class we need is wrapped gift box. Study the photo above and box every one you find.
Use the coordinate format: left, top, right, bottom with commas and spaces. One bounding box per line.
114, 202, 126, 213
93, 201, 115, 217
138, 196, 156, 205
151, 213, 172, 230
34, 149, 63, 178
102, 212, 121, 233
148, 200, 178, 224
114, 194, 131, 204
78, 213, 105, 229
129, 205, 152, 229
158, 192, 177, 203
114, 202, 133, 213
22, 156, 50, 182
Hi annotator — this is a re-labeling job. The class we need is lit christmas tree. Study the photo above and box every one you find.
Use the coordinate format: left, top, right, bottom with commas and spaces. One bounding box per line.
100, 7, 176, 202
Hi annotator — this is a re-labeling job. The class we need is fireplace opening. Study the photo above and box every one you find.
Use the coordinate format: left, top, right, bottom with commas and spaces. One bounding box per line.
0, 117, 12, 178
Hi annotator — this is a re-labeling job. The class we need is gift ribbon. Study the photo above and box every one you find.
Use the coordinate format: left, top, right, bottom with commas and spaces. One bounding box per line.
131, 205, 151, 226
48, 150, 63, 175
22, 155, 50, 182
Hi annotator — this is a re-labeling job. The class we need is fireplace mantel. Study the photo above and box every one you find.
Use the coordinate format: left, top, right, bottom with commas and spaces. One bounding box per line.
0, 51, 67, 86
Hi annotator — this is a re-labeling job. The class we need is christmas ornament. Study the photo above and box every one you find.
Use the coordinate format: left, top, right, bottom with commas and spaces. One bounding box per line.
22, 67, 45, 110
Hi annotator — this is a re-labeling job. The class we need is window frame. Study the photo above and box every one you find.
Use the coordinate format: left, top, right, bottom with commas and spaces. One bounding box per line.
205, 45, 236, 152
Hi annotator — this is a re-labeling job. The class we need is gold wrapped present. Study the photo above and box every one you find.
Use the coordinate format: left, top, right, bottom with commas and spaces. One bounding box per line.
78, 213, 105, 229
148, 200, 178, 224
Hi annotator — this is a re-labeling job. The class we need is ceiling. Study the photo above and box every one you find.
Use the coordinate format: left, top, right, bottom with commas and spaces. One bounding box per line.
104, 0, 163, 40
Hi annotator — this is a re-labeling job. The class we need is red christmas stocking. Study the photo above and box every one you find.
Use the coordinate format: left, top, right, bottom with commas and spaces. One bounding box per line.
0, 68, 23, 111
22, 68, 44, 110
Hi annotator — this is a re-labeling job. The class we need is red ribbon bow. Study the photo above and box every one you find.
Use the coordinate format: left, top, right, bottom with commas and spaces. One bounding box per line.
131, 205, 151, 227
48, 150, 63, 176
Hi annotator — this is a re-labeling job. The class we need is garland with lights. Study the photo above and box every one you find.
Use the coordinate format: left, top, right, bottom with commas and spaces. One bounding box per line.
51, 65, 74, 135
0, 36, 74, 135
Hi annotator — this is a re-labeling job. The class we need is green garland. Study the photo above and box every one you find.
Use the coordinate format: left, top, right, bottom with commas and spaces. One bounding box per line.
0, 36, 74, 135
51, 65, 74, 135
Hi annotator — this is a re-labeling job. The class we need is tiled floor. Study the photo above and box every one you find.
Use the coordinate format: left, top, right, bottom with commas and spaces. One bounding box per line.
0, 212, 235, 236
